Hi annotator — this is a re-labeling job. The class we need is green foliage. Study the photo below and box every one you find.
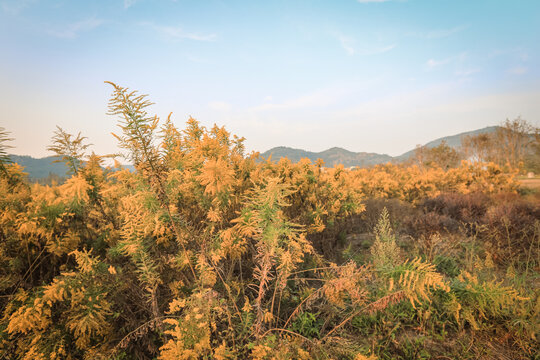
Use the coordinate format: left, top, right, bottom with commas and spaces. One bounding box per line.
414, 140, 462, 170
0, 126, 13, 177
106, 81, 161, 171
290, 311, 323, 338
449, 270, 525, 328
47, 126, 91, 175
434, 255, 460, 277
0, 85, 536, 360
371, 207, 400, 270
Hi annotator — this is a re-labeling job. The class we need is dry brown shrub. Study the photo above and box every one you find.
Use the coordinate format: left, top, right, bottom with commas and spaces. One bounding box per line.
405, 211, 460, 238
421, 192, 491, 224
481, 199, 540, 261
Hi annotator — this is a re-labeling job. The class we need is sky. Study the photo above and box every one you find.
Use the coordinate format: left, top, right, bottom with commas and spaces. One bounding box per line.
1, 0, 539, 158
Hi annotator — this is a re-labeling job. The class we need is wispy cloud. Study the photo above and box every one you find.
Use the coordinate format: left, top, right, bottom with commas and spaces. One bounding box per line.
508, 66, 527, 75
47, 17, 104, 39
247, 82, 376, 114
518, 52, 529, 62
426, 53, 466, 69
144, 23, 217, 41
489, 48, 530, 64
357, 0, 391, 3
1, 0, 37, 15
334, 33, 395, 56
161, 26, 217, 41
250, 89, 339, 112
426, 58, 452, 68
337, 34, 355, 55
124, 0, 136, 9
424, 25, 468, 39
364, 44, 397, 55
186, 54, 213, 64
208, 101, 232, 112
455, 68, 481, 77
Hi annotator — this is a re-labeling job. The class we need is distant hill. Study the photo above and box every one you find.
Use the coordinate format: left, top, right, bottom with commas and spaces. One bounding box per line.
261, 146, 392, 167
8, 126, 501, 177
262, 126, 500, 167
395, 126, 499, 161
8, 155, 135, 181
9, 155, 69, 180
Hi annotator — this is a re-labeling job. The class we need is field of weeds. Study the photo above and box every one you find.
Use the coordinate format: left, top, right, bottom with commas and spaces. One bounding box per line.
0, 86, 538, 359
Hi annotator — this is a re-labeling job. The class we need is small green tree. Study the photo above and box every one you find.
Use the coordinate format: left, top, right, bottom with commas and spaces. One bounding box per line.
371, 207, 400, 270
524, 128, 540, 173
0, 127, 13, 177
47, 126, 91, 175
414, 141, 461, 169
461, 132, 496, 163
495, 117, 536, 170
0, 127, 25, 187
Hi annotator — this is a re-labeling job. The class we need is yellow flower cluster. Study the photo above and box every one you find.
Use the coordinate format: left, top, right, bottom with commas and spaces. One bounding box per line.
0, 84, 526, 359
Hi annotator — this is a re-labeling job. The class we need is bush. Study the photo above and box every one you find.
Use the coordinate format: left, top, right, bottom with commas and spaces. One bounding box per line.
420, 192, 490, 224
481, 199, 540, 264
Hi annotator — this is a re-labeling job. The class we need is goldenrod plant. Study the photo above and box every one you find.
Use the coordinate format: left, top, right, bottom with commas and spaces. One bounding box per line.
0, 127, 14, 178
0, 85, 536, 359
47, 126, 91, 176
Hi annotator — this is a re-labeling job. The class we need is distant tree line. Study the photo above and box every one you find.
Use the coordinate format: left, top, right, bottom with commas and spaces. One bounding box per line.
411, 117, 540, 173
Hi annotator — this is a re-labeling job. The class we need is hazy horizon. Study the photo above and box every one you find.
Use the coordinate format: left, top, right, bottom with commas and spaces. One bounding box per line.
2, 0, 539, 158
7, 124, 502, 160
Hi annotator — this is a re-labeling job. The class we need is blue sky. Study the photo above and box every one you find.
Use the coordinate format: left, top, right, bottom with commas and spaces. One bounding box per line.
1, 0, 539, 157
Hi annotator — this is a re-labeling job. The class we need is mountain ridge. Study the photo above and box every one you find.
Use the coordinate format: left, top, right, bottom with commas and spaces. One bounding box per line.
261, 126, 499, 167
394, 126, 499, 161
262, 146, 393, 167
8, 126, 499, 179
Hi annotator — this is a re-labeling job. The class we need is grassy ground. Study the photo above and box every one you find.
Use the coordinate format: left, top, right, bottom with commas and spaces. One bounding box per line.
519, 178, 540, 189
335, 193, 540, 360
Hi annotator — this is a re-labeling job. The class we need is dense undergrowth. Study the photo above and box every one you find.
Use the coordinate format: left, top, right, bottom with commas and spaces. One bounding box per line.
0, 84, 537, 359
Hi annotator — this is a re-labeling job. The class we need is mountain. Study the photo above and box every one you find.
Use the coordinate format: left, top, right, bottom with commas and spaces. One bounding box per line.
261, 146, 393, 167
7, 155, 135, 181
9, 155, 69, 179
262, 126, 500, 167
8, 126, 501, 177
395, 126, 499, 161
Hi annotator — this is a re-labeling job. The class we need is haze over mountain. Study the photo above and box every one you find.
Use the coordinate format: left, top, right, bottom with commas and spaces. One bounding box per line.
9, 155, 69, 180
7, 155, 134, 181
9, 126, 499, 179
261, 147, 393, 167
394, 126, 499, 161
262, 126, 498, 167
